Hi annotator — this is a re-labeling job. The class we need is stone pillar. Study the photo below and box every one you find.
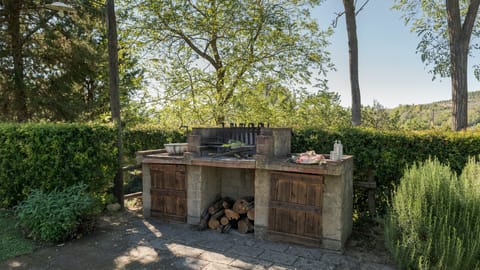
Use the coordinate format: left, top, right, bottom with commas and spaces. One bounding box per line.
254, 168, 271, 239
187, 134, 201, 154
186, 165, 220, 225
142, 163, 152, 218
321, 158, 353, 250
256, 135, 274, 159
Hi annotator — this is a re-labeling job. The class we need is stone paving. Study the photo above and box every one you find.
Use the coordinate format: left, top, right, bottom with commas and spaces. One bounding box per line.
1, 211, 396, 270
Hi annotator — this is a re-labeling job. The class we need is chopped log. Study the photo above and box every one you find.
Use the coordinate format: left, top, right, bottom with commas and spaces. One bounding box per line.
216, 223, 232, 233
208, 218, 220, 230
247, 208, 255, 221
207, 209, 225, 230
198, 208, 212, 231
233, 198, 254, 214
208, 201, 224, 214
237, 218, 254, 234
225, 209, 240, 220
222, 223, 232, 233
199, 195, 223, 230
208, 197, 234, 214
211, 209, 225, 219
220, 216, 229, 226
198, 215, 210, 230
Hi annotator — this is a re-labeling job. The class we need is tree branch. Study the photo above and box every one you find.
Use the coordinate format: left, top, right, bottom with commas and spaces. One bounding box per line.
461, 0, 480, 41
170, 27, 218, 68
332, 0, 369, 27
355, 0, 370, 16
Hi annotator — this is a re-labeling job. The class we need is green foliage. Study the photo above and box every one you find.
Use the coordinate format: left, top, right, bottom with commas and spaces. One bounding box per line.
367, 90, 480, 130
120, 0, 333, 124
392, 0, 480, 81
0, 123, 116, 207
15, 183, 101, 243
384, 159, 480, 269
123, 124, 186, 159
362, 100, 400, 130
292, 127, 480, 217
0, 210, 36, 261
137, 89, 350, 130
0, 0, 145, 122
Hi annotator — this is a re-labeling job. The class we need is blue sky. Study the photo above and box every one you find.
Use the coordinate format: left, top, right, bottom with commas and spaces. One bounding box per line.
315, 0, 480, 108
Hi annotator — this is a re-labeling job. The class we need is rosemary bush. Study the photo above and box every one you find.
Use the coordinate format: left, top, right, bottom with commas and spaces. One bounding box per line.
385, 159, 480, 269
15, 183, 101, 243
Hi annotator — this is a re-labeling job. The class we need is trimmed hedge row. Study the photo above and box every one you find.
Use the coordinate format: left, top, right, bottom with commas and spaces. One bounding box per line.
0, 123, 184, 208
123, 124, 185, 159
0, 123, 117, 207
292, 127, 480, 217
3, 123, 480, 218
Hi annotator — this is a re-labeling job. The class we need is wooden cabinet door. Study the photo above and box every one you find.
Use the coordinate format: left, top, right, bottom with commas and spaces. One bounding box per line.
150, 164, 187, 222
268, 172, 323, 247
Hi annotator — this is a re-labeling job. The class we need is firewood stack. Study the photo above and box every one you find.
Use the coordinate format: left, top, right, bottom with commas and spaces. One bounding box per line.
199, 195, 254, 234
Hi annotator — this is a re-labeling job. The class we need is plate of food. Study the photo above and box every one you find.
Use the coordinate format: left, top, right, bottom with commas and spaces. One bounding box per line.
292, 151, 326, 164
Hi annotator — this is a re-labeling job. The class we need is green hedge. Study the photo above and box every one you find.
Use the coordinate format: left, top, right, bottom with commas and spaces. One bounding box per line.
0, 123, 184, 208
0, 123, 117, 207
123, 124, 185, 159
292, 127, 480, 217
3, 123, 480, 219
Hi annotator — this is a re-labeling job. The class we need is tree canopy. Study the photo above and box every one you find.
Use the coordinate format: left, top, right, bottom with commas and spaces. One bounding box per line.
120, 0, 334, 125
0, 0, 144, 123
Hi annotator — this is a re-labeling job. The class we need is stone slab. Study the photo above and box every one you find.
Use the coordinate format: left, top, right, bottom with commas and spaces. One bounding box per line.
258, 250, 298, 266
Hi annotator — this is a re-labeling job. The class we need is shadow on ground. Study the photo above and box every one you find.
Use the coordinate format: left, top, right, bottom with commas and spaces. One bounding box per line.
0, 209, 396, 270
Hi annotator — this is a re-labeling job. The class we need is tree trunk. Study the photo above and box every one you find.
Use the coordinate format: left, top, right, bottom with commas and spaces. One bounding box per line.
343, 0, 361, 126
106, 0, 124, 207
449, 41, 469, 131
446, 0, 480, 131
7, 0, 28, 122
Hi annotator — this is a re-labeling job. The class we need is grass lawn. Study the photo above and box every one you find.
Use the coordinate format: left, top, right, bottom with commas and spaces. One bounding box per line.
0, 209, 36, 261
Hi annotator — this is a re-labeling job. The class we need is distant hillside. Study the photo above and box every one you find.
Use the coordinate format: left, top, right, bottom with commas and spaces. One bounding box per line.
389, 90, 480, 130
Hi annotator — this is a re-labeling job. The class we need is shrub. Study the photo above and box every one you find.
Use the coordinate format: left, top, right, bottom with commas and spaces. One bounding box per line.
123, 124, 185, 159
384, 159, 480, 269
0, 123, 116, 207
15, 183, 101, 243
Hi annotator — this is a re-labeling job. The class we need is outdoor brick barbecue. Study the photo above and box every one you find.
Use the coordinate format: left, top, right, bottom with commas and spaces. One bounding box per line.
137, 126, 353, 251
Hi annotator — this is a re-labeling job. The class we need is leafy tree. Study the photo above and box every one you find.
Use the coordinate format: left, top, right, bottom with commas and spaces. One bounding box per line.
393, 0, 480, 131
362, 100, 400, 130
151, 84, 350, 130
293, 90, 350, 129
0, 0, 144, 123
120, 0, 333, 124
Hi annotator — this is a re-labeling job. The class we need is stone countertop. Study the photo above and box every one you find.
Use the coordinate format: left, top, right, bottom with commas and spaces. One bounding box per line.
139, 150, 352, 176
256, 155, 353, 176
141, 152, 256, 168
141, 152, 187, 165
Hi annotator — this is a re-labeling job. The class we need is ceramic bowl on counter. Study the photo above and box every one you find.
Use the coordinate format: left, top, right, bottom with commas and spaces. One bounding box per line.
164, 143, 188, 155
